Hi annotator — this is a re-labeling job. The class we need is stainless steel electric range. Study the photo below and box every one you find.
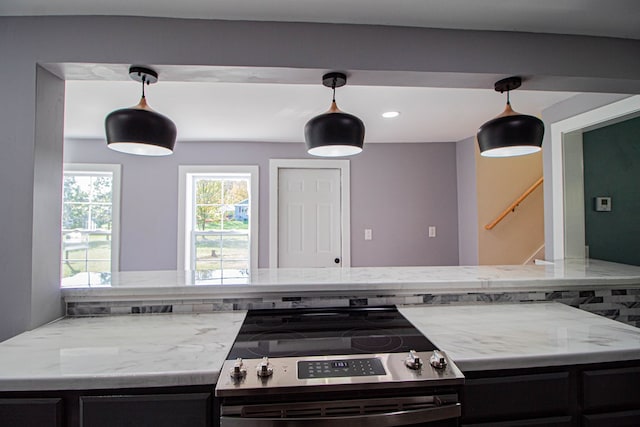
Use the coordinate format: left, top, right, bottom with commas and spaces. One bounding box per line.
215, 306, 465, 427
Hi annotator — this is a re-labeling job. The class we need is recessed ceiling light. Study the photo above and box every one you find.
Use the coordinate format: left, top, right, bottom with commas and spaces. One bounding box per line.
382, 111, 400, 118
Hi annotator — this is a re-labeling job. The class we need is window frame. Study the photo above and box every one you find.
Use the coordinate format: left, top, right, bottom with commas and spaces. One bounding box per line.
178, 165, 259, 271
62, 163, 121, 274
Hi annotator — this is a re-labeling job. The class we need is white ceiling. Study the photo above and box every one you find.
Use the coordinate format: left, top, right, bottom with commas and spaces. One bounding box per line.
65, 80, 577, 143
16, 0, 631, 143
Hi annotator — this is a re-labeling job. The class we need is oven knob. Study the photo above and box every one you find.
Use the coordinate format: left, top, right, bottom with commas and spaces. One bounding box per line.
257, 357, 273, 378
230, 358, 247, 380
430, 350, 447, 369
405, 350, 423, 370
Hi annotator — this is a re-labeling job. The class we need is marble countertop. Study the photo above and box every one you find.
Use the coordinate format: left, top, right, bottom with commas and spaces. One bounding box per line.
62, 259, 640, 302
2, 302, 640, 392
0, 312, 246, 392
400, 302, 640, 372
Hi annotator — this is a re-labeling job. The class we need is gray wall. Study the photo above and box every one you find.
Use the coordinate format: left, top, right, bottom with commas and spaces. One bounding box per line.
31, 66, 66, 328
64, 139, 459, 269
455, 136, 479, 265
2, 15, 640, 341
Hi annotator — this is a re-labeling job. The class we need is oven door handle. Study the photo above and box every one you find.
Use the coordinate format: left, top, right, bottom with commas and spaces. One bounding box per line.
220, 402, 461, 427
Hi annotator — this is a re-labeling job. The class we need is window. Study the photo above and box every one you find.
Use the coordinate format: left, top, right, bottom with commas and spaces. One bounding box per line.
178, 166, 258, 279
61, 164, 121, 282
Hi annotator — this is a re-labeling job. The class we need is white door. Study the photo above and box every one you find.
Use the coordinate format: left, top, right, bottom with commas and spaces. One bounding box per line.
278, 168, 342, 267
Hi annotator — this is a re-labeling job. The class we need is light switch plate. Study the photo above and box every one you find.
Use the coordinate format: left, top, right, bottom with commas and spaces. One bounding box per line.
364, 229, 372, 240
428, 226, 436, 238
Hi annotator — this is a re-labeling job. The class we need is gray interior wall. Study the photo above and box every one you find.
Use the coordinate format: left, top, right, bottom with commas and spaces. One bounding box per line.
64, 139, 459, 269
455, 136, 479, 265
31, 66, 66, 328
1, 15, 640, 341
1, 57, 37, 342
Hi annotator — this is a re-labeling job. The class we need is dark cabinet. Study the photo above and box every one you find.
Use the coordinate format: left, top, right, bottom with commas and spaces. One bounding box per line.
582, 366, 640, 412
582, 409, 640, 427
0, 386, 214, 427
463, 372, 570, 422
463, 415, 574, 426
80, 393, 211, 427
461, 361, 640, 427
0, 398, 62, 427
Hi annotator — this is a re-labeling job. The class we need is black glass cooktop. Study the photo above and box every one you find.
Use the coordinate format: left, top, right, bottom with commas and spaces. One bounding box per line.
226, 306, 438, 359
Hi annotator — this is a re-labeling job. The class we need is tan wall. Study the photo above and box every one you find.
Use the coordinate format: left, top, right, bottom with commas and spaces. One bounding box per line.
476, 144, 545, 265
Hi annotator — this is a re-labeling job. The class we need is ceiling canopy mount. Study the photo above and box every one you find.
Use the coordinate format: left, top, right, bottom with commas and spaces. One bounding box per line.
128, 66, 158, 84
494, 76, 522, 93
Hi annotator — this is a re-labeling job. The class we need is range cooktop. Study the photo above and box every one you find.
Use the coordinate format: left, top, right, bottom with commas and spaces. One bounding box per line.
225, 306, 439, 360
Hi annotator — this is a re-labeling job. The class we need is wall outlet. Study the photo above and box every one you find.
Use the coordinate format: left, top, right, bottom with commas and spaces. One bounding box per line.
428, 226, 436, 238
364, 229, 372, 240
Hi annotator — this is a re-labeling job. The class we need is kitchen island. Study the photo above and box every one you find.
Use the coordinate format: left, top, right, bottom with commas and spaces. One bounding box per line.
1, 303, 640, 426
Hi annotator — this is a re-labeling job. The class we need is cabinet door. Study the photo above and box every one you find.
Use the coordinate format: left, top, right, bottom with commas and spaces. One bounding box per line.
80, 393, 211, 427
0, 398, 62, 427
462, 415, 574, 426
582, 409, 640, 427
463, 372, 570, 422
582, 366, 640, 412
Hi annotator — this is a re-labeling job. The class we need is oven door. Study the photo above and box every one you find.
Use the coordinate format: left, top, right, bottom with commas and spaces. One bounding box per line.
220, 394, 461, 427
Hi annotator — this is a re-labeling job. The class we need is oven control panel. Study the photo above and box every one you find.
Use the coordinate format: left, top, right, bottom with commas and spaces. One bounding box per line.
215, 352, 465, 398
298, 358, 386, 379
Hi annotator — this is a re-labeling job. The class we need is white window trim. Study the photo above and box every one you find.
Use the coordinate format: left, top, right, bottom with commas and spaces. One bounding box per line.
269, 159, 351, 268
62, 163, 121, 272
178, 165, 259, 271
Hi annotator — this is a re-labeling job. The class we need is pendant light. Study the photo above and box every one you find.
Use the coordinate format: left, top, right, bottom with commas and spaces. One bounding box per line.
105, 66, 177, 156
305, 72, 365, 157
477, 76, 544, 157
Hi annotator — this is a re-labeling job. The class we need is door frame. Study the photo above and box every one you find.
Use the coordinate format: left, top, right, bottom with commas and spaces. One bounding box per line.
546, 95, 640, 260
269, 159, 351, 268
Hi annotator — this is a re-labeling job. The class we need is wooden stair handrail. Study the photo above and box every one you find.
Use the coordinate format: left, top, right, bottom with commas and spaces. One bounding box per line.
485, 177, 544, 230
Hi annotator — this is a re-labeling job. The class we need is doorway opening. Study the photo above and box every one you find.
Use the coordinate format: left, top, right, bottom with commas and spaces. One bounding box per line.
547, 95, 640, 261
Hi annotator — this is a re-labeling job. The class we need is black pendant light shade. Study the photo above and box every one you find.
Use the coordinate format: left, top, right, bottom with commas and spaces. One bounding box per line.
477, 77, 544, 158
305, 72, 365, 157
105, 66, 177, 156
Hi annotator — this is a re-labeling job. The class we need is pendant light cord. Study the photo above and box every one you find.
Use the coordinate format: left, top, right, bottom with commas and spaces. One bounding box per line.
332, 76, 337, 102
141, 76, 147, 99
506, 90, 510, 106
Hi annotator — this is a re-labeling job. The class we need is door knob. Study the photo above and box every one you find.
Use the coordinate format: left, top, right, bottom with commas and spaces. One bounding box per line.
334, 258, 340, 264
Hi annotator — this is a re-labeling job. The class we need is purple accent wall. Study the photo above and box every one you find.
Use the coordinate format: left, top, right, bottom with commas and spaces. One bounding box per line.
350, 143, 459, 266
64, 139, 459, 269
